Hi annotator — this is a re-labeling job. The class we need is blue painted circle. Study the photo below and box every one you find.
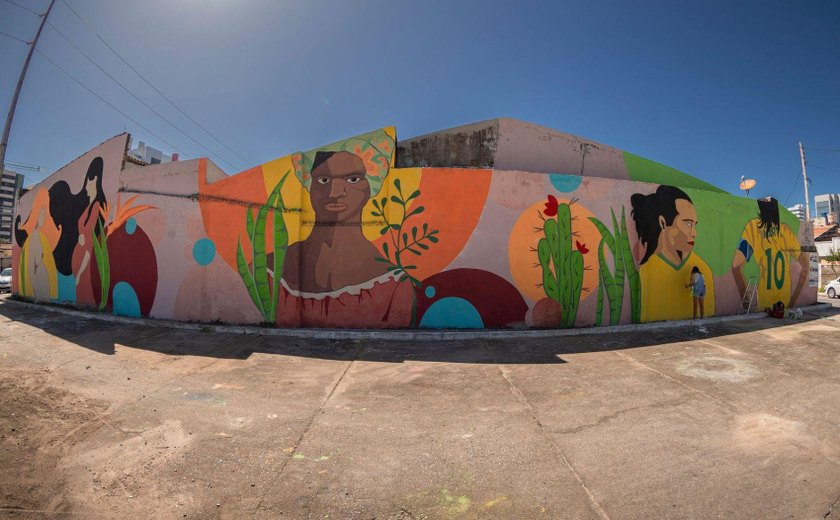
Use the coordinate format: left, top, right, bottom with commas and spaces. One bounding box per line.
125, 217, 137, 235
424, 285, 436, 299
112, 282, 141, 318
193, 238, 216, 266
419, 297, 484, 329
549, 173, 583, 193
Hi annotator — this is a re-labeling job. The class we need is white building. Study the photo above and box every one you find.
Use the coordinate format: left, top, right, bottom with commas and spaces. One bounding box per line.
787, 204, 806, 221
1, 168, 24, 243
127, 140, 176, 165
814, 193, 840, 224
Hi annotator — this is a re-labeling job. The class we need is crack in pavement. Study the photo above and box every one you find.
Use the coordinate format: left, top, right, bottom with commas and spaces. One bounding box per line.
253, 340, 365, 518
612, 350, 738, 413
480, 339, 611, 520
551, 395, 695, 435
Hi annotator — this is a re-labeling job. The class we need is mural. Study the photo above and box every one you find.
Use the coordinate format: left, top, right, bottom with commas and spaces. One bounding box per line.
731, 197, 808, 310
12, 127, 818, 329
630, 185, 715, 322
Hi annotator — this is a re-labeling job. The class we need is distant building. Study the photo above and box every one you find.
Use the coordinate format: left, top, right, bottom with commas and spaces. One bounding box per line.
1, 168, 25, 243
814, 193, 840, 225
127, 140, 177, 165
787, 203, 806, 221
814, 223, 840, 257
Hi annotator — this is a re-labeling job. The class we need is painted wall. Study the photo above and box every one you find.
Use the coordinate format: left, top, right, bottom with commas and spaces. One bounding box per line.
12, 129, 818, 329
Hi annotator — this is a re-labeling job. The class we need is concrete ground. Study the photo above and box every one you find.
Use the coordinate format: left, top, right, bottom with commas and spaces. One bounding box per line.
2, 295, 840, 520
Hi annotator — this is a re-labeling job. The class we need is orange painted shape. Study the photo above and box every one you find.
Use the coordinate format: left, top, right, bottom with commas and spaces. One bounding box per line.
197, 159, 270, 271
371, 168, 492, 281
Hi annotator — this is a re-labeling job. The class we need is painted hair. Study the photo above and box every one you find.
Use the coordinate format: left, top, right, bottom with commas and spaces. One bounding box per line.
47, 157, 107, 276
291, 128, 395, 197
757, 197, 780, 239
691, 266, 700, 274
83, 157, 106, 226
13, 215, 27, 248
630, 185, 692, 265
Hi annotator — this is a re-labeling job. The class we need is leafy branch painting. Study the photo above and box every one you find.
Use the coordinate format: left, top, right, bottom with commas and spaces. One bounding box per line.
236, 172, 290, 324
534, 195, 589, 328
371, 177, 439, 326
371, 178, 438, 286
588, 206, 640, 325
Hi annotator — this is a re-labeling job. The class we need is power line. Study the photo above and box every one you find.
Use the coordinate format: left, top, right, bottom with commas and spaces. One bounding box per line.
784, 170, 802, 205
46, 20, 240, 171
60, 0, 253, 170
1, 0, 41, 16
807, 147, 840, 152
0, 30, 29, 44
810, 164, 840, 173
35, 48, 188, 160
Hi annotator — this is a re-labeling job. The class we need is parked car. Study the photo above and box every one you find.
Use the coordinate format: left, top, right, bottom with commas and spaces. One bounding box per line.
0, 268, 11, 293
826, 277, 840, 299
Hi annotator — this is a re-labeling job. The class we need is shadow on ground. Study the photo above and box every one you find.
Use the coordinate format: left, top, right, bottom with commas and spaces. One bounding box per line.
1, 296, 838, 365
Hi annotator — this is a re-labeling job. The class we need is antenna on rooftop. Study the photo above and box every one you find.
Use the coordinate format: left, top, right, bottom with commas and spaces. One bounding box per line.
739, 175, 756, 197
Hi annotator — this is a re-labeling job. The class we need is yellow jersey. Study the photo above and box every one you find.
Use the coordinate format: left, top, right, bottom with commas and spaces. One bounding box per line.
737, 220, 800, 310
639, 251, 715, 322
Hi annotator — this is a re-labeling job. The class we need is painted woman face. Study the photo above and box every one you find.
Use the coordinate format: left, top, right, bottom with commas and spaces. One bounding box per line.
659, 198, 698, 260
309, 151, 370, 223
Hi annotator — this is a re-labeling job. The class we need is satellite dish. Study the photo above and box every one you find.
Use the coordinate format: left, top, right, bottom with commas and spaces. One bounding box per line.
739, 176, 756, 196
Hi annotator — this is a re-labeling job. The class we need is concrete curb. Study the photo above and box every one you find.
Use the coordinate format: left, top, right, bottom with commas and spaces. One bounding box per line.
2, 297, 832, 341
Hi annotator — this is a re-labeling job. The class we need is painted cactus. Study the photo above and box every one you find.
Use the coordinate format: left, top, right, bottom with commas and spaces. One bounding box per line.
236, 172, 290, 323
589, 206, 640, 325
537, 196, 584, 328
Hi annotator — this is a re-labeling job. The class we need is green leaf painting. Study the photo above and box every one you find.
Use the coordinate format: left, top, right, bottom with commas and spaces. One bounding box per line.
236, 172, 290, 323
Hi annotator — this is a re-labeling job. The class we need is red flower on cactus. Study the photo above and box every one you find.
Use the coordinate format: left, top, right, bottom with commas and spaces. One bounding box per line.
544, 195, 558, 216
576, 240, 589, 254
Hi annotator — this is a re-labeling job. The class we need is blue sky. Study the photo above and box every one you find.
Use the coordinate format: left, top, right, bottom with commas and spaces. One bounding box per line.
1, 0, 839, 205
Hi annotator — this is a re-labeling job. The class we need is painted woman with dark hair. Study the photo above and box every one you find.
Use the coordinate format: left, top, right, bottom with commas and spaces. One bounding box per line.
47, 157, 106, 303
731, 197, 808, 309
631, 185, 715, 322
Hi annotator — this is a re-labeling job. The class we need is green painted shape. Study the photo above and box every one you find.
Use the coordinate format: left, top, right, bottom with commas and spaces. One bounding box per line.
681, 189, 802, 277
623, 152, 725, 193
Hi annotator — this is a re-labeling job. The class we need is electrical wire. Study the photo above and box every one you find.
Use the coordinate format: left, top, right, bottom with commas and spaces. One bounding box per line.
61, 0, 253, 169
810, 164, 840, 173
5, 160, 51, 172
784, 171, 803, 205
47, 20, 240, 171
1, 0, 41, 16
36, 48, 188, 160
806, 147, 840, 152
0, 30, 29, 44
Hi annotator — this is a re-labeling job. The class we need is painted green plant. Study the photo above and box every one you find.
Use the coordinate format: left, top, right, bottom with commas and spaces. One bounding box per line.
18, 245, 26, 297
372, 177, 439, 325
372, 178, 439, 286
91, 220, 110, 310
90, 195, 155, 311
236, 172, 290, 324
589, 206, 640, 325
535, 195, 585, 328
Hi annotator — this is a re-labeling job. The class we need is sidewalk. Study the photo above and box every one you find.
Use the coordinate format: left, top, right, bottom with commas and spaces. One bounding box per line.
2, 296, 840, 519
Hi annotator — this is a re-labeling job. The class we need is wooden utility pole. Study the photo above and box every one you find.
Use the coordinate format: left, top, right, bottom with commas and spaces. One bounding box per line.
0, 0, 56, 178
798, 141, 811, 222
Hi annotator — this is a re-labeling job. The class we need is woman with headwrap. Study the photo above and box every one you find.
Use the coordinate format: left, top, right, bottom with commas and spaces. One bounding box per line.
276, 130, 413, 328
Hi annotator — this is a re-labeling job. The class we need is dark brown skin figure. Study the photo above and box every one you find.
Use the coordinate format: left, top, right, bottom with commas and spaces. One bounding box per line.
283, 151, 389, 292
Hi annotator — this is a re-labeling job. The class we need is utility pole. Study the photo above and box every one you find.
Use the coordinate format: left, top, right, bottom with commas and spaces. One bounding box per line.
798, 141, 811, 222
0, 0, 56, 178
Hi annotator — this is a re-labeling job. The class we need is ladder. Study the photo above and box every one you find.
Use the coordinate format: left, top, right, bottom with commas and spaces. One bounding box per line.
739, 276, 758, 314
